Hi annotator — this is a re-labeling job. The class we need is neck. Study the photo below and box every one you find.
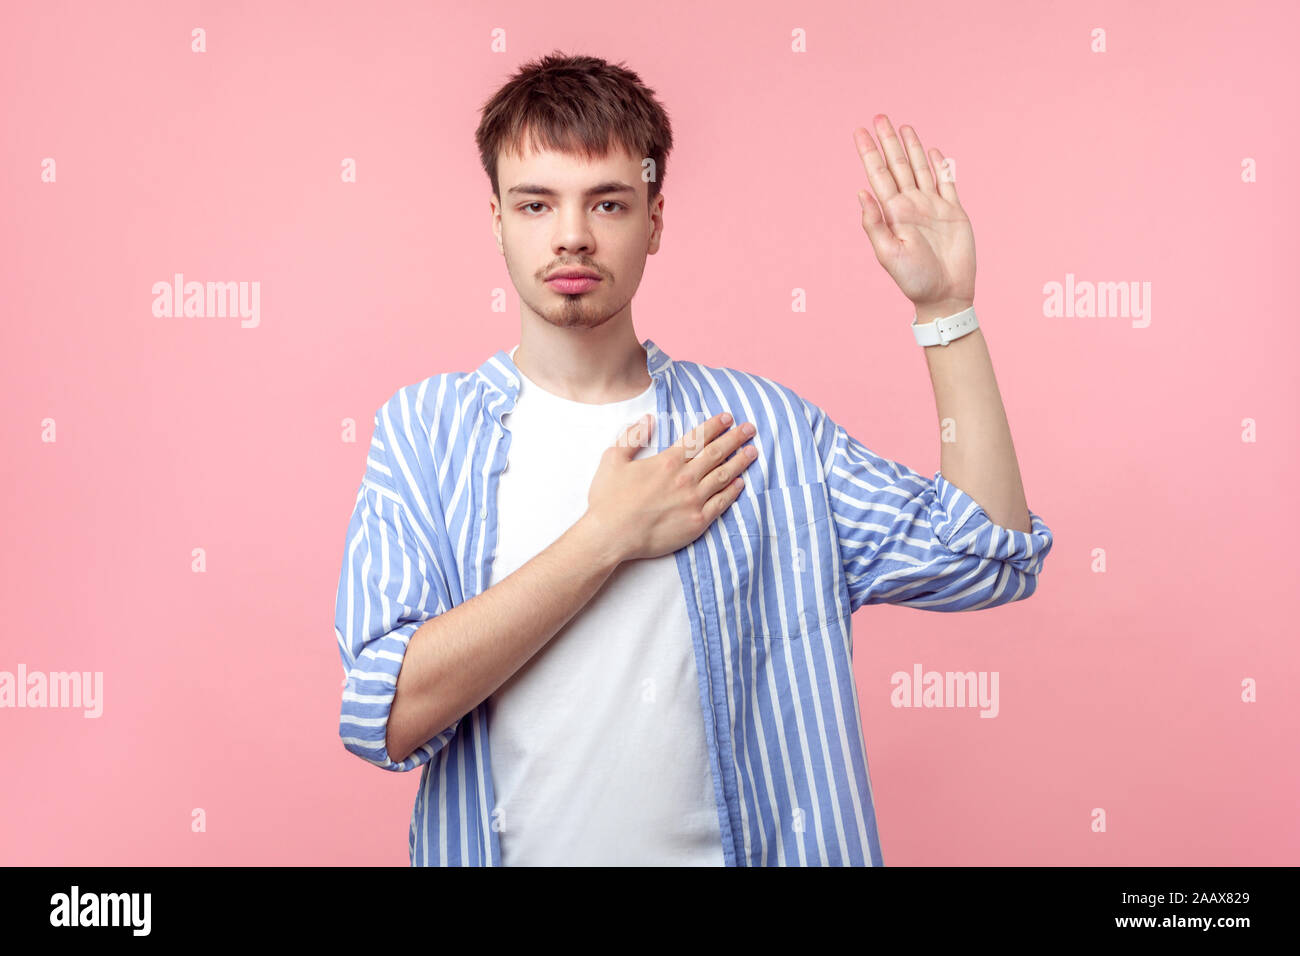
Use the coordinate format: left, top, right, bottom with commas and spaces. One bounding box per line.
514, 318, 651, 404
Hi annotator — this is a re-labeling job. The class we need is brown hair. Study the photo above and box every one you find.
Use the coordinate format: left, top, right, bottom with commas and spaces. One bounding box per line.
474, 50, 675, 207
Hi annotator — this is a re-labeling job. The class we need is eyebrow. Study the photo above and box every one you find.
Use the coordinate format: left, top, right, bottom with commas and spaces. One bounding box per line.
505, 181, 638, 199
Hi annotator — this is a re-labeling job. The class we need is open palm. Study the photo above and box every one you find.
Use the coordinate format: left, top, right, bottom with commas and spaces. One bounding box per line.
853, 115, 976, 312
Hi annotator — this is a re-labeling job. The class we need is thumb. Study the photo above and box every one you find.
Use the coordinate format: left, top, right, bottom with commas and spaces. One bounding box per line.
858, 188, 899, 260
613, 413, 654, 459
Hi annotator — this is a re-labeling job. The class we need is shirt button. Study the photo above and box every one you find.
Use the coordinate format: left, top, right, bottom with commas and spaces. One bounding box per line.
480, 506, 487, 519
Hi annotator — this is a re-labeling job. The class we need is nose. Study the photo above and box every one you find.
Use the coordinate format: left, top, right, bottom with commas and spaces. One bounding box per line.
552, 208, 595, 257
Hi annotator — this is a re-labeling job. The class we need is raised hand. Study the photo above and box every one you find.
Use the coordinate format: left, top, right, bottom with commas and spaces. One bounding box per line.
853, 114, 975, 315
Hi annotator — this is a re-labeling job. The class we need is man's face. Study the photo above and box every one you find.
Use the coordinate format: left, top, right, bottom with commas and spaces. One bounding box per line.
492, 139, 663, 332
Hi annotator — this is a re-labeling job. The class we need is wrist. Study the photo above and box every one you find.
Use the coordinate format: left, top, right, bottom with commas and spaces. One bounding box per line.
574, 510, 628, 571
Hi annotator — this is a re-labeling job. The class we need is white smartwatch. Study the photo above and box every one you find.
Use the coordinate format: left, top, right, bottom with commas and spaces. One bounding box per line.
911, 305, 979, 346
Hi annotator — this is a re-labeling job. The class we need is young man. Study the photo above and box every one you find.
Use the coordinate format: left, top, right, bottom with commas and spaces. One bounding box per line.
334, 51, 1053, 866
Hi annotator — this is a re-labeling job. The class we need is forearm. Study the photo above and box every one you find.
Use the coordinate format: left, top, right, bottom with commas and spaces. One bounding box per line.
386, 512, 626, 763
917, 301, 1031, 533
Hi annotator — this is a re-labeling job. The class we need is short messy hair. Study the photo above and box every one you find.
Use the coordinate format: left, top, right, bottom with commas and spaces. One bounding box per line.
474, 50, 675, 206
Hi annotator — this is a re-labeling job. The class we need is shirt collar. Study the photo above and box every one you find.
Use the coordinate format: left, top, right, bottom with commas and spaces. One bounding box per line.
476, 337, 673, 409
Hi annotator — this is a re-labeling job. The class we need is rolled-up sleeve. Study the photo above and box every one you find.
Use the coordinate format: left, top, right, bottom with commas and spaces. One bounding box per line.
334, 409, 457, 771
803, 398, 1053, 613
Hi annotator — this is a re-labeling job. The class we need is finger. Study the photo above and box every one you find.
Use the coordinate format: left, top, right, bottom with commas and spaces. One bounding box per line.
873, 114, 916, 192
688, 421, 757, 484
929, 146, 960, 204
900, 125, 936, 194
612, 413, 654, 459
672, 411, 733, 461
853, 125, 900, 204
702, 470, 746, 522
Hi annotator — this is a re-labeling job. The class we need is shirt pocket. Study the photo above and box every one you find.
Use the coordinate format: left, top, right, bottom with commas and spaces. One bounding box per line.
723, 479, 841, 639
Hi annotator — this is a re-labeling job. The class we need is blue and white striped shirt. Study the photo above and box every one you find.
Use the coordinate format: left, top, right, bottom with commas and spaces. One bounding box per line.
335, 337, 1053, 866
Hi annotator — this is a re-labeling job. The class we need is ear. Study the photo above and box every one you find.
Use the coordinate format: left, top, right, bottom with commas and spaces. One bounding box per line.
647, 192, 665, 255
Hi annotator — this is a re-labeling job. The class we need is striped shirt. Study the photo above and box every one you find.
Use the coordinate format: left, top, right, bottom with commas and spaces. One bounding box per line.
334, 337, 1054, 866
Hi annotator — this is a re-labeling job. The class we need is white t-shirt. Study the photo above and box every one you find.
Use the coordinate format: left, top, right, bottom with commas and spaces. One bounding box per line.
485, 344, 725, 866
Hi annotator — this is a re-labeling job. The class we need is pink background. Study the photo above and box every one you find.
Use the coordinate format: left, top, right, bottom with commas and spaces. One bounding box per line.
2, 0, 1297, 865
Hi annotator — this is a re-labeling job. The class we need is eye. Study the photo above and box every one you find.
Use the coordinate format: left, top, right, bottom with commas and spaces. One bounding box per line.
518, 200, 626, 215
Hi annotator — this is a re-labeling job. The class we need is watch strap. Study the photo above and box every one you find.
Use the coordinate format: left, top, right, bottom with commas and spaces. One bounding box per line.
911, 305, 978, 346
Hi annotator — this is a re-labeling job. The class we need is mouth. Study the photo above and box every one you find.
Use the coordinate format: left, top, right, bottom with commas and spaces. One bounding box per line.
545, 275, 601, 294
